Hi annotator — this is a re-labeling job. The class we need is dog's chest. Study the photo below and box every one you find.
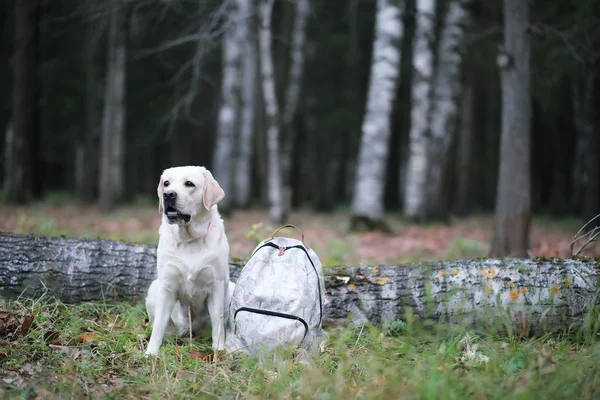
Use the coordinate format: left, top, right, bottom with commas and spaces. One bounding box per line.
158, 246, 215, 299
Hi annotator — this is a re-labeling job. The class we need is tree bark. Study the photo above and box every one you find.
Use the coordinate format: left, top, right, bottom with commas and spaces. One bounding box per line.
213, 0, 245, 213
403, 0, 435, 221
453, 73, 473, 215
259, 0, 286, 223
571, 70, 599, 223
9, 0, 40, 204
234, 0, 257, 209
79, 0, 103, 201
98, 0, 128, 211
1, 232, 598, 335
425, 0, 471, 220
490, 0, 531, 257
351, 0, 403, 231
3, 122, 13, 192
280, 0, 309, 212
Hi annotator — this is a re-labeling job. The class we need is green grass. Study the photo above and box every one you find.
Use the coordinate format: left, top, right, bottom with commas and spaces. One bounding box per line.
443, 236, 488, 260
1, 297, 600, 399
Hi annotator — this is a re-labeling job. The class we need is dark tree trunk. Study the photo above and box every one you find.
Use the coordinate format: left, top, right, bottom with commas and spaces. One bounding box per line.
80, 0, 103, 201
490, 0, 531, 257
1, 233, 598, 336
453, 74, 474, 215
8, 0, 40, 204
547, 79, 573, 215
572, 69, 600, 223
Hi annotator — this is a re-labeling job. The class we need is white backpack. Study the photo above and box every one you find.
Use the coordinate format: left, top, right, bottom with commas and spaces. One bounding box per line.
225, 225, 325, 356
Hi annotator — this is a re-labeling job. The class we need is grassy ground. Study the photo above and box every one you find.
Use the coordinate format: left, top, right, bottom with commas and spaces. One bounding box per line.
1, 200, 600, 398
1, 297, 599, 399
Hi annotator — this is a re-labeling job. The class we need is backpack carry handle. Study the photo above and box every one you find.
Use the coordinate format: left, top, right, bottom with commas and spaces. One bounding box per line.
270, 224, 307, 247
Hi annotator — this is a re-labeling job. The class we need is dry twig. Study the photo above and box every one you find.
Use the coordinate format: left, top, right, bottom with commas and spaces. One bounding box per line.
570, 214, 600, 257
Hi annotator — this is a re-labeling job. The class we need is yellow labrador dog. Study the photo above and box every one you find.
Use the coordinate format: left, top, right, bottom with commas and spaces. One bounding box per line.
145, 166, 232, 356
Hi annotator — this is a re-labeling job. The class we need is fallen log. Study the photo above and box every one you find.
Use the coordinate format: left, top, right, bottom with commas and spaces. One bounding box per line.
1, 232, 598, 335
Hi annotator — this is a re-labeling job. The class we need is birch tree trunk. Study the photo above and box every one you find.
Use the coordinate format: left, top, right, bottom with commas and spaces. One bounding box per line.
426, 0, 471, 219
350, 0, 403, 231
98, 0, 128, 210
571, 70, 599, 223
234, 0, 257, 209
213, 0, 245, 213
259, 0, 286, 223
490, 0, 531, 257
403, 0, 435, 221
280, 0, 310, 211
9, 0, 40, 204
2, 232, 599, 336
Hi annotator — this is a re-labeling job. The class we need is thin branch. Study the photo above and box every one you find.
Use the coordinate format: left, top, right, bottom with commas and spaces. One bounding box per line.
570, 214, 600, 257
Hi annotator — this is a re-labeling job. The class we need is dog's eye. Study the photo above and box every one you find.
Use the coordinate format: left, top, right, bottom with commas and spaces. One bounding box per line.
184, 181, 195, 188
164, 180, 170, 187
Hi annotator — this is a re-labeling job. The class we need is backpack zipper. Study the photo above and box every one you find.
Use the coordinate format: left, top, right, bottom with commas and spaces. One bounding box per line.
233, 307, 309, 343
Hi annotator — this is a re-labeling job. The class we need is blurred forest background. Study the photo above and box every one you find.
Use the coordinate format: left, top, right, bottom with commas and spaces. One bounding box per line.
1, 0, 599, 259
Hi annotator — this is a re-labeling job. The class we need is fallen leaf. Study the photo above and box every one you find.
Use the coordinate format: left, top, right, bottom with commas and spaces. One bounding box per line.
0, 312, 20, 337
44, 331, 60, 343
19, 314, 34, 335
188, 349, 212, 362
0, 311, 33, 339
77, 332, 98, 343
187, 349, 227, 363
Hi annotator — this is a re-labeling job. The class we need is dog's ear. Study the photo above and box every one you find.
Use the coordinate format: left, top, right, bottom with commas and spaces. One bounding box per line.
202, 169, 225, 210
157, 178, 164, 215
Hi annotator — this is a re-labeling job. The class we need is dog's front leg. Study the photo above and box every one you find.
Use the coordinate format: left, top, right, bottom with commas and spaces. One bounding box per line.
146, 281, 177, 356
207, 279, 227, 351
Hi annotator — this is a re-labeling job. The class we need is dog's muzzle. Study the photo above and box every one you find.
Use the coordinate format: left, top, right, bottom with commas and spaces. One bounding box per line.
163, 191, 191, 224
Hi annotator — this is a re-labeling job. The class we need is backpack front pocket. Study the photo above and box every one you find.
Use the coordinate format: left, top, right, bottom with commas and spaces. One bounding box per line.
233, 307, 308, 351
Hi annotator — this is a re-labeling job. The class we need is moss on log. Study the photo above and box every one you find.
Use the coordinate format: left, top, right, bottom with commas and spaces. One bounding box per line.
1, 233, 598, 334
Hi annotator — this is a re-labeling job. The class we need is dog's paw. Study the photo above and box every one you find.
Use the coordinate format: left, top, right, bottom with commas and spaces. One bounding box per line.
144, 349, 158, 359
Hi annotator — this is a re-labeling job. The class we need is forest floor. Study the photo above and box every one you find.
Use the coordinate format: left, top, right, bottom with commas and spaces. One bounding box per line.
0, 200, 597, 266
2, 201, 600, 398
1, 297, 599, 399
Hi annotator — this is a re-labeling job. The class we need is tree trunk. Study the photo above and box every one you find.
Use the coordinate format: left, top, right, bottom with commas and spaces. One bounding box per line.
453, 73, 473, 215
403, 0, 435, 221
280, 0, 309, 212
425, 0, 470, 220
3, 122, 13, 192
483, 76, 500, 209
213, 0, 245, 213
98, 0, 128, 211
1, 232, 598, 336
546, 80, 571, 215
571, 70, 599, 223
490, 0, 531, 257
79, 0, 103, 201
9, 0, 40, 204
259, 0, 286, 223
350, 0, 403, 232
395, 0, 416, 211
234, 0, 257, 209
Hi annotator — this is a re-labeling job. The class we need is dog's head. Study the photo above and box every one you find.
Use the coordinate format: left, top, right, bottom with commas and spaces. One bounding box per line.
157, 166, 225, 225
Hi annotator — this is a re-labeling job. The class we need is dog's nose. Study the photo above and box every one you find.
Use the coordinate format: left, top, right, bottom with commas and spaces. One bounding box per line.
163, 191, 177, 201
